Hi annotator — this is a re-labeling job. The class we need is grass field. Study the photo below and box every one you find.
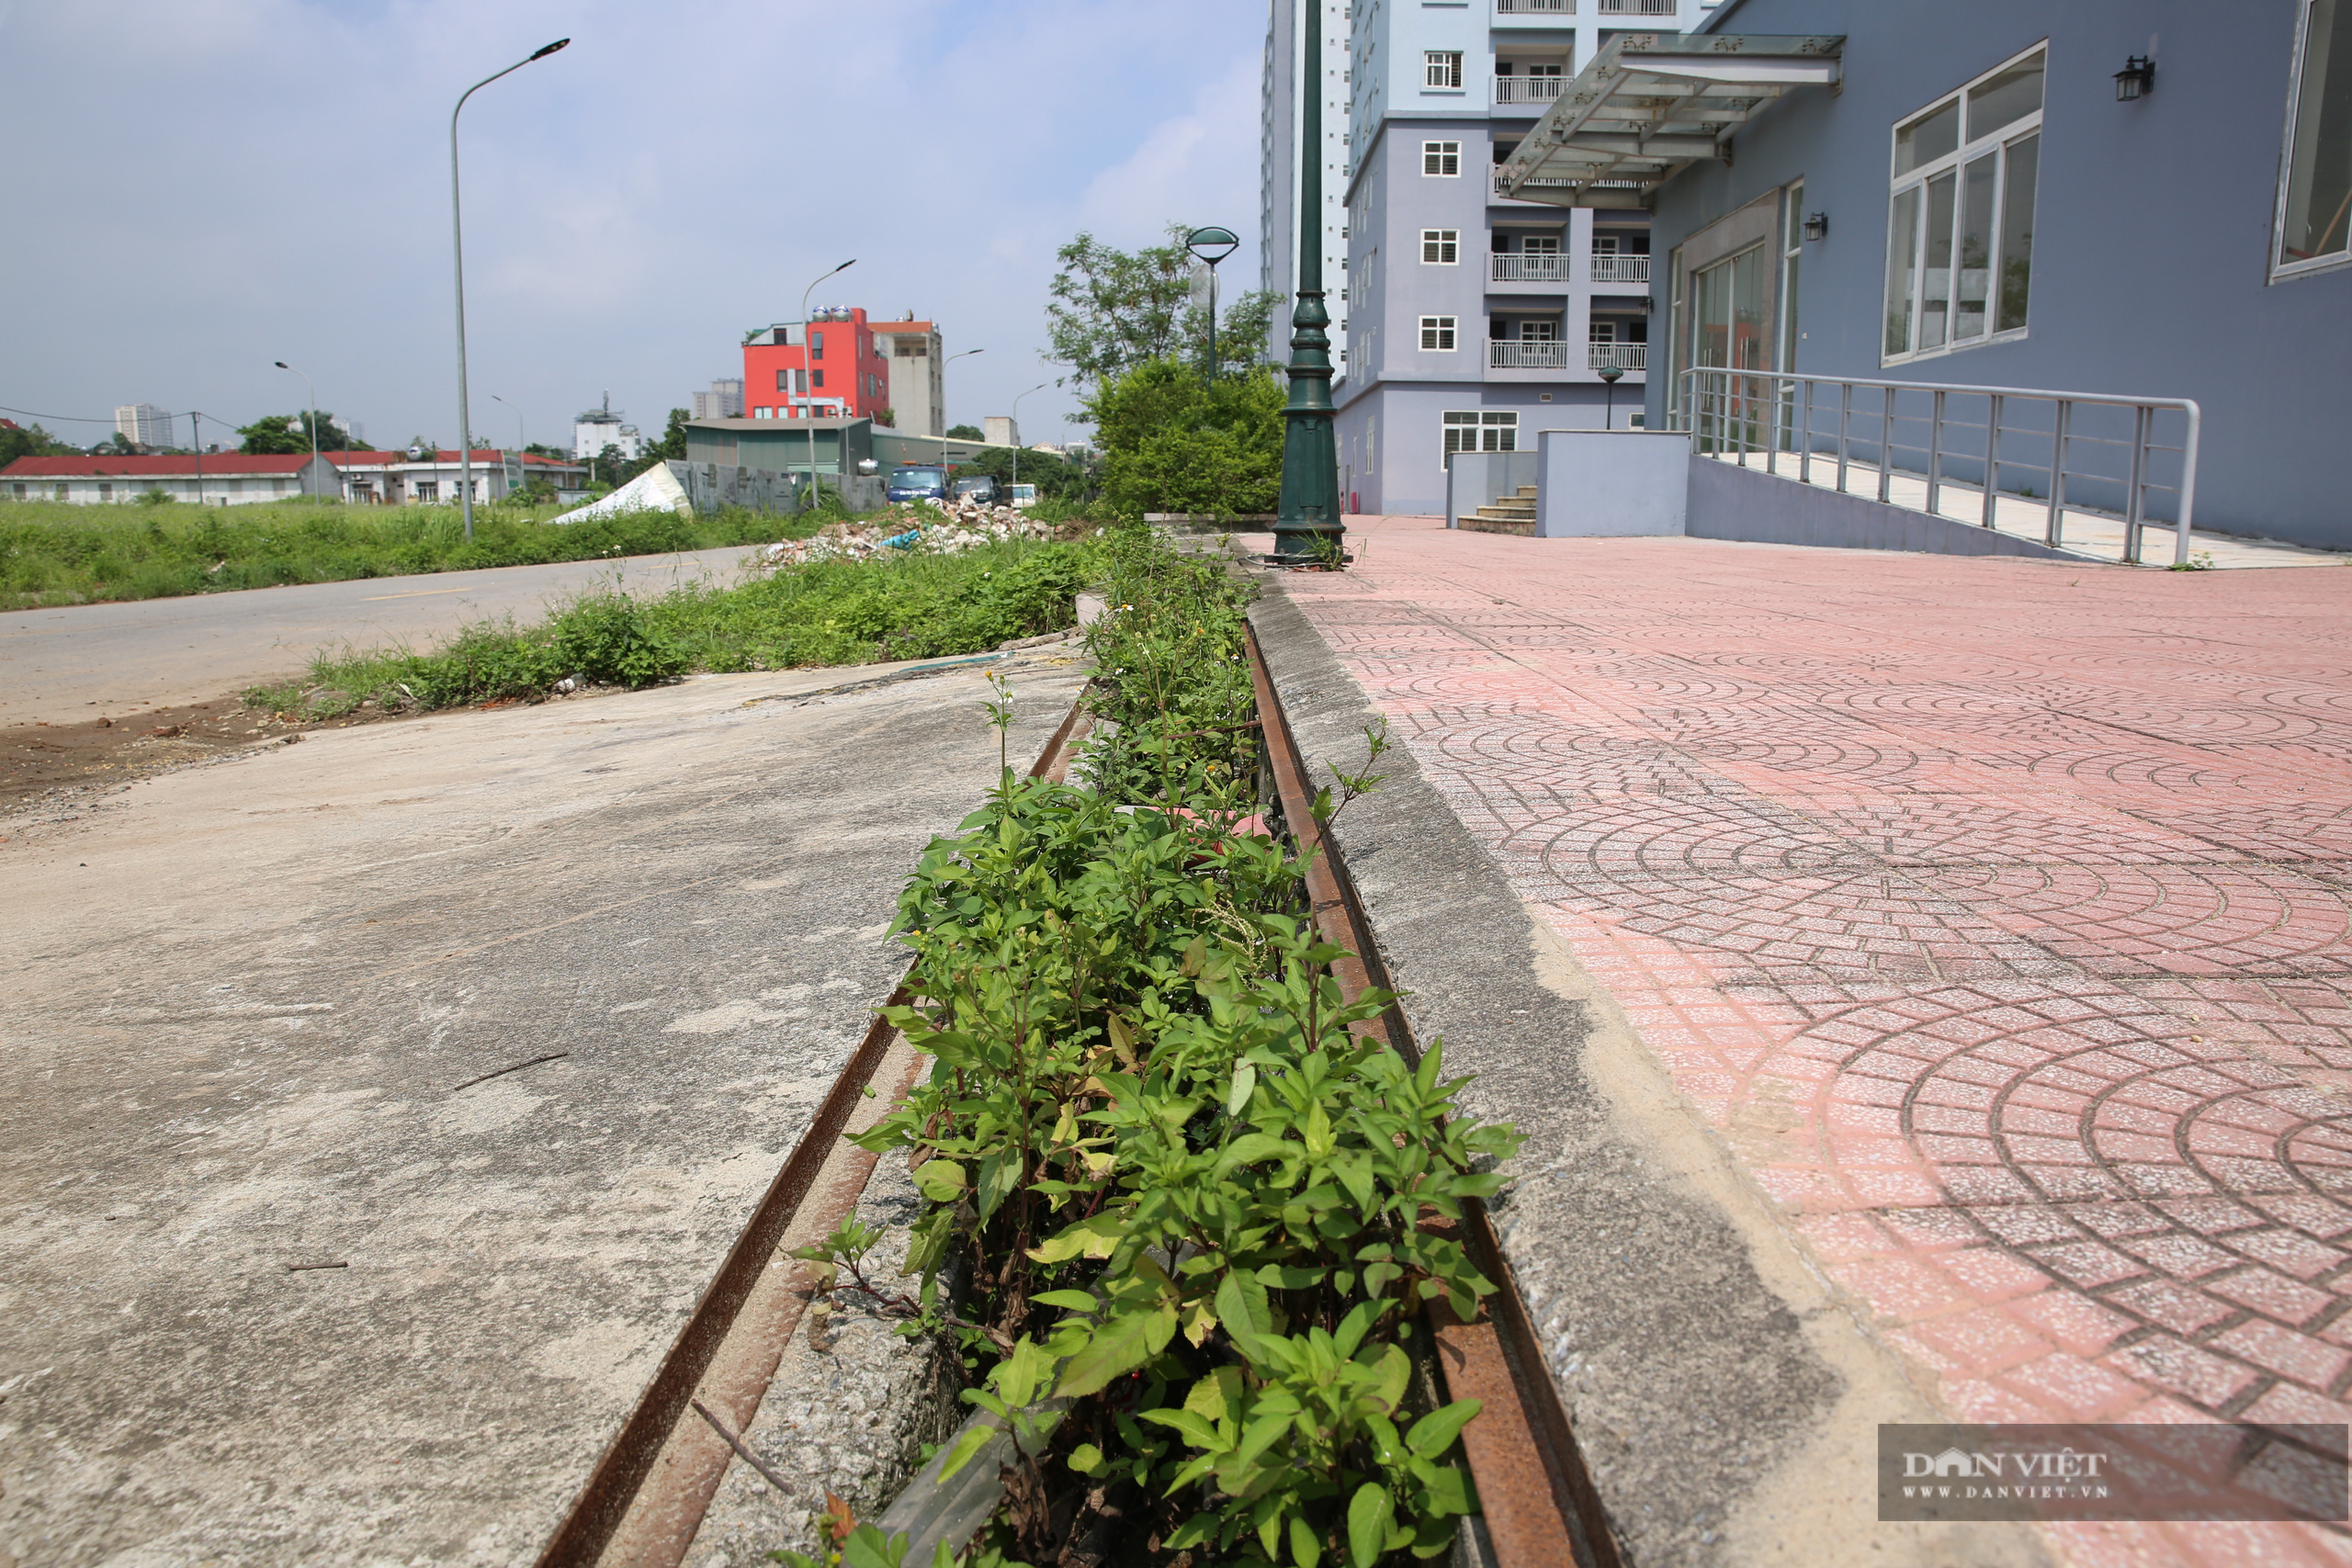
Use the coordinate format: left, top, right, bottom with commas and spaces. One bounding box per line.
243, 532, 1106, 718
0, 497, 823, 609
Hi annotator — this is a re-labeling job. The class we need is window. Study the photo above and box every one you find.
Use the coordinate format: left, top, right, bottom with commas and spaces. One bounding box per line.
2278, 0, 2352, 275
810, 332, 825, 360
416, 481, 439, 502
10, 484, 24, 498
1424, 51, 1463, 89
1442, 411, 1518, 460
98, 483, 112, 501
1419, 315, 1457, 350
1422, 140, 1461, 176
1523, 320, 1559, 342
55, 485, 67, 501
1883, 46, 2041, 361
813, 369, 826, 389
1421, 228, 1459, 264
1522, 233, 1560, 255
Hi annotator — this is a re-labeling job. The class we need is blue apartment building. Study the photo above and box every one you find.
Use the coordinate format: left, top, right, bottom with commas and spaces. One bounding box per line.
1476, 0, 2350, 549
1263, 0, 1717, 514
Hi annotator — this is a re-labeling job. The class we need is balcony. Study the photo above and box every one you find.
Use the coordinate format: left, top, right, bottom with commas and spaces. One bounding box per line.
1497, 0, 1574, 10
1493, 76, 1566, 105
1491, 339, 1568, 369
1595, 0, 1675, 13
1491, 253, 1569, 282
1493, 171, 1579, 199
1589, 342, 1649, 370
1590, 254, 1651, 283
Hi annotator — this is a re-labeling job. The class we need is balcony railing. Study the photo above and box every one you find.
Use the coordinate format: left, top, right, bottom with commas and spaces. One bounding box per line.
1491, 339, 1568, 369
1497, 0, 1574, 11
1494, 76, 1566, 104
1590, 254, 1651, 283
1589, 342, 1650, 370
1493, 171, 1579, 198
1596, 0, 1675, 14
1491, 253, 1568, 282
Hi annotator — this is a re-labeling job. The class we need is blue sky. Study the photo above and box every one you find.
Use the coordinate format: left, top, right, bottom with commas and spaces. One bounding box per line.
0, 0, 1267, 450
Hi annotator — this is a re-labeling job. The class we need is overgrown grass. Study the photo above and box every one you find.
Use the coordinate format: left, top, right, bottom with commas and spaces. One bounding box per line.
243, 536, 1105, 718
0, 497, 826, 609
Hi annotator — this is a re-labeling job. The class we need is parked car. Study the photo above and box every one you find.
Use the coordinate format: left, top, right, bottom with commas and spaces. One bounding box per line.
886, 465, 948, 504
952, 476, 1000, 504
1009, 483, 1038, 510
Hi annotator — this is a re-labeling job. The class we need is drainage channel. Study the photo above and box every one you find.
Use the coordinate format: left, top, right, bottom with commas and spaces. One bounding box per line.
542, 637, 1611, 1566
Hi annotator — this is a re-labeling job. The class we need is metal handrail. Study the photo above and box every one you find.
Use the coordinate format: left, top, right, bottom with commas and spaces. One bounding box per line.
1673, 367, 2202, 566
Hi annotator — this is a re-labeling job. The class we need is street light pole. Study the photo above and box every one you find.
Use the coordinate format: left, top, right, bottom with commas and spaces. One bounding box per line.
450, 38, 569, 543
797, 259, 855, 513
274, 360, 320, 493
1270, 3, 1342, 564
939, 349, 985, 467
1010, 382, 1048, 492
1599, 365, 1624, 430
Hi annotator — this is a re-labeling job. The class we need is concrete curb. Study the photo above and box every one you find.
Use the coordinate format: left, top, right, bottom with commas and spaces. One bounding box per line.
1246, 581, 2050, 1568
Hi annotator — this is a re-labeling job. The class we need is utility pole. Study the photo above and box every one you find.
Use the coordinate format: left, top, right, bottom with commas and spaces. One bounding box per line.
1011, 382, 1048, 493
191, 412, 204, 506
275, 361, 320, 494
1270, 2, 1342, 564
798, 260, 855, 513
450, 39, 569, 543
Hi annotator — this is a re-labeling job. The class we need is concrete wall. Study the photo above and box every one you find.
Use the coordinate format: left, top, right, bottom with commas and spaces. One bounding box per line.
1687, 454, 2083, 558
1445, 449, 1542, 527
673, 461, 801, 516
1652, 0, 2352, 549
1537, 430, 1689, 536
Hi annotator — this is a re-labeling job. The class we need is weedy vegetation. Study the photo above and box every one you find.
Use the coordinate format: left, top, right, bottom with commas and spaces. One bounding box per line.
777, 527, 1519, 1568
0, 497, 820, 610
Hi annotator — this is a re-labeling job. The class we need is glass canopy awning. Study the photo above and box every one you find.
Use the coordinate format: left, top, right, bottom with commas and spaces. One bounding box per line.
1495, 33, 1845, 209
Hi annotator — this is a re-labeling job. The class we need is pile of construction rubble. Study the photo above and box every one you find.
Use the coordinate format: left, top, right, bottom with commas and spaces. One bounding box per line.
756, 500, 1062, 568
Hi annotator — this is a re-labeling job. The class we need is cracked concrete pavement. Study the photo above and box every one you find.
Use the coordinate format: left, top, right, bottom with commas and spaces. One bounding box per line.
0, 650, 1087, 1566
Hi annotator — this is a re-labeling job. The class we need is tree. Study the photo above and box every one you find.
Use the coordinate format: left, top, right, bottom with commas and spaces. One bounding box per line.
1085, 359, 1283, 518
945, 423, 984, 442
0, 421, 77, 467
240, 411, 356, 454
237, 413, 310, 455
525, 442, 570, 460
1045, 222, 1282, 393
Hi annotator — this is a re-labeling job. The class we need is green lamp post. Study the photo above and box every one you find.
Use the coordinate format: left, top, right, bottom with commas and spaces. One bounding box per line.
1269, 0, 1344, 566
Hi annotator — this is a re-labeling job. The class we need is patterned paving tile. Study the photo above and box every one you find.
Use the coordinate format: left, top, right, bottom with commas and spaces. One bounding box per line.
1279, 521, 2352, 1566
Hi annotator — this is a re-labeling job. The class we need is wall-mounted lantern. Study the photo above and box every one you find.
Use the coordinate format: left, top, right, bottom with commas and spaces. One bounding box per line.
1803, 211, 1829, 242
2115, 56, 2155, 101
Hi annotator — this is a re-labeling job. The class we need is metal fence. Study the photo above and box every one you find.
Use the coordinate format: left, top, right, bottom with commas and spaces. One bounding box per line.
1674, 367, 2202, 566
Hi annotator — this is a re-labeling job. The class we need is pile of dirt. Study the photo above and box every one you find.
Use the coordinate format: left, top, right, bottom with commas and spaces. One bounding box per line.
758, 502, 1063, 568
0, 698, 397, 805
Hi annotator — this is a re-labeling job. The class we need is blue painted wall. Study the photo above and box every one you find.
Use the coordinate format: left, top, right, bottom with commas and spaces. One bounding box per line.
1648, 0, 2352, 548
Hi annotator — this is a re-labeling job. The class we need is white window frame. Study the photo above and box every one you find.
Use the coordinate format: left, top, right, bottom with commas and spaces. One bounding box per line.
2273, 0, 2352, 281
1422, 140, 1461, 176
1442, 410, 1519, 462
1882, 42, 2045, 367
1420, 228, 1460, 265
1424, 51, 1464, 90
1419, 315, 1458, 351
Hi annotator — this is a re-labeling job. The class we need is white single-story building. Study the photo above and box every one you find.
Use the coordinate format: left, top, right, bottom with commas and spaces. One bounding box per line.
2, 450, 593, 507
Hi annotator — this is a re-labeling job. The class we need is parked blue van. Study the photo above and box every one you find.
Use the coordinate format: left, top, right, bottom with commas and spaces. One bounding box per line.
886, 465, 948, 504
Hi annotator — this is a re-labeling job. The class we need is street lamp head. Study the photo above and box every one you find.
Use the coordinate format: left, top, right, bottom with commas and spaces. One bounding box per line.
1186, 226, 1241, 265
275, 360, 290, 369
530, 39, 570, 60
832, 259, 857, 276
1598, 367, 1626, 385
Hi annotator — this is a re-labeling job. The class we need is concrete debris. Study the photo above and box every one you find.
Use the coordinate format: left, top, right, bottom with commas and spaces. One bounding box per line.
757, 502, 1060, 569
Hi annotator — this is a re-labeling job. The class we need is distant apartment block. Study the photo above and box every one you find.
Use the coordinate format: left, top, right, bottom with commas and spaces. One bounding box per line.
115, 403, 174, 449
741, 307, 894, 424
869, 317, 944, 435
984, 415, 1020, 448
1264, 0, 1713, 513
691, 379, 744, 421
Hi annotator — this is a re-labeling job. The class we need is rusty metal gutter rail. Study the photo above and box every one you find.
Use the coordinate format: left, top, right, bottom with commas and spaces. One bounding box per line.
1245, 620, 1622, 1568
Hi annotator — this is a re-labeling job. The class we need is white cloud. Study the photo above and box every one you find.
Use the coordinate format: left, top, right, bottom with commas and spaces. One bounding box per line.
0, 0, 1267, 444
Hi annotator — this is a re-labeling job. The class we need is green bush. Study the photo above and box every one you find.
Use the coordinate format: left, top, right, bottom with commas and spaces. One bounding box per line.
1088, 361, 1283, 519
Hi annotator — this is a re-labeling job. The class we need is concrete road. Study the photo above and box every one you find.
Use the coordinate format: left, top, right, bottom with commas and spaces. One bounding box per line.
0, 546, 759, 728
0, 649, 1088, 1565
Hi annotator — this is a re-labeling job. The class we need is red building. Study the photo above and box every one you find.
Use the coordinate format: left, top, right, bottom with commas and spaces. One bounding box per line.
741, 307, 891, 423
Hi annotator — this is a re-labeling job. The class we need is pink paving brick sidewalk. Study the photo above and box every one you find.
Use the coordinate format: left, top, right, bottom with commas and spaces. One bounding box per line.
1276, 517, 2352, 1566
